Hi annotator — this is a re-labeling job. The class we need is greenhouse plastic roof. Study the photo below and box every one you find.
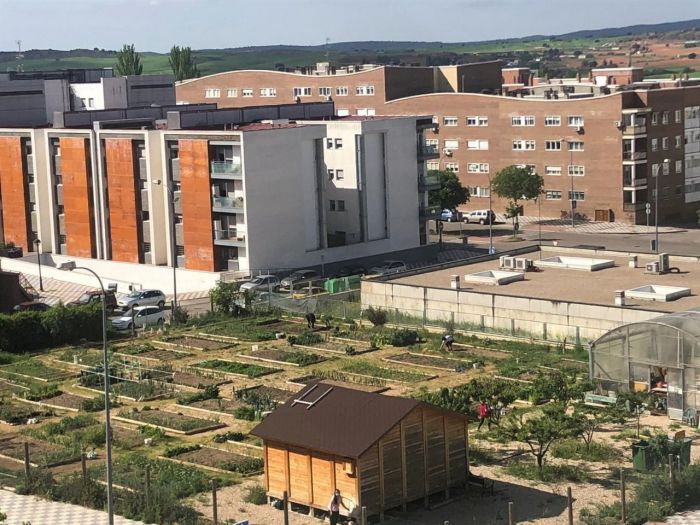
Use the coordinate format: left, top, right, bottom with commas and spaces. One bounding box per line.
594, 306, 700, 343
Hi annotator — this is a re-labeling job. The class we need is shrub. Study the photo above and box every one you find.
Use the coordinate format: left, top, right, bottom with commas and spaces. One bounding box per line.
344, 345, 356, 356
164, 444, 200, 458
365, 306, 387, 326
24, 384, 61, 402
287, 331, 322, 346
389, 329, 419, 347
244, 483, 267, 505
221, 456, 263, 475
81, 395, 109, 412
234, 406, 256, 421
213, 431, 245, 443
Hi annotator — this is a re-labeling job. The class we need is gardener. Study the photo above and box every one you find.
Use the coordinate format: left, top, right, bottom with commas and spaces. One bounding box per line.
328, 489, 348, 525
477, 400, 491, 431
440, 333, 454, 352
305, 312, 317, 329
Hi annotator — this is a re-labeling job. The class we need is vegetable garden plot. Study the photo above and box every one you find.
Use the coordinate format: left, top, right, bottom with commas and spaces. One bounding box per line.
166, 446, 263, 475
55, 348, 105, 368
161, 336, 232, 351
0, 360, 75, 382
172, 371, 228, 389
236, 385, 298, 404
339, 360, 435, 383
0, 401, 50, 425
241, 347, 325, 366
179, 397, 246, 416
196, 359, 280, 378
0, 435, 80, 467
25, 392, 90, 411
115, 408, 225, 434
384, 352, 473, 371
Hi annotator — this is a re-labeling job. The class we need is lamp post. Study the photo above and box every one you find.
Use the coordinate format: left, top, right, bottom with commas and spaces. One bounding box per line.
33, 238, 43, 292
153, 180, 178, 321
487, 173, 494, 255
57, 261, 113, 525
655, 158, 670, 254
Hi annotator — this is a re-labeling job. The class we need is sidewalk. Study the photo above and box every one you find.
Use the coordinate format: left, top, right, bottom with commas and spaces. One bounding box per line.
513, 215, 686, 235
0, 489, 145, 525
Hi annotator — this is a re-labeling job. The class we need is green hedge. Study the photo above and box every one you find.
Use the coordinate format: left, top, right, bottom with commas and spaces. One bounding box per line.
0, 304, 103, 353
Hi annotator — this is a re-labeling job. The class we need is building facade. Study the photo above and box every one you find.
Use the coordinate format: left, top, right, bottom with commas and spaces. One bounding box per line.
177, 64, 700, 224
0, 102, 433, 275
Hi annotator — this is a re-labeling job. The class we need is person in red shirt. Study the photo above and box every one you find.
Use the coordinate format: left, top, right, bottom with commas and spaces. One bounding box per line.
477, 400, 491, 431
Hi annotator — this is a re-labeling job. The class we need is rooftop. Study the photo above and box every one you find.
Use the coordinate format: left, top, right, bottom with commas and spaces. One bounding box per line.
388, 248, 700, 313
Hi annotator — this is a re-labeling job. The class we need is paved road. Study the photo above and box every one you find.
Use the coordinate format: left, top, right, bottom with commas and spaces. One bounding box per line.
0, 489, 145, 525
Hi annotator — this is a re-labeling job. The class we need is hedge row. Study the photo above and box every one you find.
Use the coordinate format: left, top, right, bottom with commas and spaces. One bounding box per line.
0, 304, 103, 353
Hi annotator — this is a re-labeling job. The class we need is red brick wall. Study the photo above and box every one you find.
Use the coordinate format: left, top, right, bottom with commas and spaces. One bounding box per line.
179, 139, 214, 271
60, 137, 96, 258
0, 136, 30, 251
105, 138, 141, 263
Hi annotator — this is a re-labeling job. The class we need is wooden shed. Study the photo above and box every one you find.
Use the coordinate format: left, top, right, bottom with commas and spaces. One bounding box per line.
250, 382, 469, 519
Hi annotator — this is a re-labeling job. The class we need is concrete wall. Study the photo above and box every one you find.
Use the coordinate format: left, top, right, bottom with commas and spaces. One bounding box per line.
361, 278, 660, 343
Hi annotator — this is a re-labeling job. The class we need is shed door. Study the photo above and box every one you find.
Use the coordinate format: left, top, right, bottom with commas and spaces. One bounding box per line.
667, 368, 684, 420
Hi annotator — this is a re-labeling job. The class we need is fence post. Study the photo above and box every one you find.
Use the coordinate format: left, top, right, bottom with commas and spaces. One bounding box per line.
567, 487, 573, 525
283, 490, 290, 525
620, 470, 627, 524
81, 452, 87, 481
508, 501, 514, 525
145, 464, 151, 510
23, 442, 30, 479
361, 506, 367, 525
212, 479, 218, 525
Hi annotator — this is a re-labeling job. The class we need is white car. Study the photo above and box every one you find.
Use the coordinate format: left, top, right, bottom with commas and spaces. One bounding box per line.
117, 289, 166, 310
240, 274, 280, 293
369, 260, 407, 275
464, 209, 496, 225
111, 306, 165, 330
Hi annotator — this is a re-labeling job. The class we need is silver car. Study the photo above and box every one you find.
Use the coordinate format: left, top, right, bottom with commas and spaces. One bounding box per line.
111, 306, 165, 330
117, 289, 166, 310
240, 274, 280, 293
369, 260, 407, 275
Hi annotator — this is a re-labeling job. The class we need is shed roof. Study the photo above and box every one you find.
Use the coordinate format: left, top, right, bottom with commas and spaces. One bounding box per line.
250, 382, 456, 458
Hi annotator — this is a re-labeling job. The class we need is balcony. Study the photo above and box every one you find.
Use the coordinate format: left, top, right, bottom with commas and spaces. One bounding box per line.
623, 177, 648, 188
419, 205, 441, 220
171, 158, 180, 181
623, 202, 646, 212
140, 189, 150, 212
211, 161, 242, 179
26, 154, 34, 175
214, 228, 246, 247
139, 157, 147, 180
55, 184, 64, 206
418, 144, 440, 160
623, 151, 647, 161
419, 173, 441, 191
173, 191, 182, 215
227, 259, 240, 272
622, 124, 647, 136
212, 196, 245, 213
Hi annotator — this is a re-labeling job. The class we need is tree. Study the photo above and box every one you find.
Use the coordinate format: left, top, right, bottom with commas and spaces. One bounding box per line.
428, 170, 469, 211
499, 403, 581, 470
573, 405, 626, 451
115, 44, 143, 76
491, 165, 544, 236
209, 281, 253, 315
168, 45, 199, 81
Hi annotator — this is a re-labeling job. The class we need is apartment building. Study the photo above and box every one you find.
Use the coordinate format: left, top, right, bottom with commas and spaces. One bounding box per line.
177, 63, 700, 224
0, 102, 433, 276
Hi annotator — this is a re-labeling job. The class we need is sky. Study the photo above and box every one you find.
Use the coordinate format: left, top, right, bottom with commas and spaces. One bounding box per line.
1, 0, 700, 52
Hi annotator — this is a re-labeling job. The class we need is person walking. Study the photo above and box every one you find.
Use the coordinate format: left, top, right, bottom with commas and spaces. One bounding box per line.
328, 489, 348, 525
477, 400, 491, 431
305, 312, 316, 329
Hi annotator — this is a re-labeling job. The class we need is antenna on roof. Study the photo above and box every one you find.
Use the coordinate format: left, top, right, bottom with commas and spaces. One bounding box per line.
292, 384, 334, 410
325, 37, 330, 59
15, 40, 24, 72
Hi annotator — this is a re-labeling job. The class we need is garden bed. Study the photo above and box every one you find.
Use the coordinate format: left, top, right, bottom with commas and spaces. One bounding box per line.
55, 348, 105, 368
339, 360, 435, 383
172, 371, 229, 389
0, 401, 50, 425
195, 359, 280, 379
164, 446, 263, 475
292, 338, 374, 356
288, 372, 390, 390
114, 347, 190, 362
112, 426, 146, 450
384, 352, 474, 371
241, 348, 326, 367
0, 360, 76, 383
160, 336, 233, 351
236, 385, 297, 404
178, 398, 246, 417
114, 408, 225, 435
16, 392, 91, 412
0, 435, 80, 467
78, 380, 172, 402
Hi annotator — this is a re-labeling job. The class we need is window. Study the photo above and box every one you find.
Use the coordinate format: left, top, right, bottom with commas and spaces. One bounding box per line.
334, 138, 343, 148
445, 162, 459, 172
425, 139, 439, 147
88, 98, 94, 108
652, 163, 660, 177
568, 191, 585, 201
512, 140, 536, 150
444, 139, 459, 149
662, 111, 670, 125
662, 137, 669, 150
568, 141, 584, 151
259, 87, 276, 97
466, 116, 488, 126
545, 140, 562, 151
143, 242, 151, 253
335, 86, 348, 96
651, 138, 659, 152
227, 88, 238, 98
242, 89, 254, 97
326, 138, 334, 149
329, 200, 336, 211
327, 168, 335, 180
141, 211, 150, 221
443, 116, 458, 126
335, 169, 344, 180
293, 87, 312, 97
651, 112, 658, 126
676, 160, 683, 174
337, 109, 350, 116
356, 108, 375, 116
676, 135, 683, 149
337, 200, 346, 211
675, 110, 683, 123
676, 185, 683, 196
319, 87, 332, 97
662, 162, 670, 176
545, 115, 561, 126
355, 85, 375, 96
568, 165, 585, 176
467, 139, 489, 150
568, 115, 584, 127
545, 166, 562, 176
545, 190, 562, 200
80, 98, 86, 107
469, 186, 490, 198
512, 115, 535, 126
467, 163, 489, 173
427, 161, 439, 170
204, 88, 220, 98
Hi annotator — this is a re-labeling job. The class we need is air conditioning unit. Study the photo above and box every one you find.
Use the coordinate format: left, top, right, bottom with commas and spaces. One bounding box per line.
614, 120, 623, 129
514, 258, 533, 271
645, 262, 660, 274
500, 256, 515, 269
576, 125, 584, 133
443, 148, 452, 156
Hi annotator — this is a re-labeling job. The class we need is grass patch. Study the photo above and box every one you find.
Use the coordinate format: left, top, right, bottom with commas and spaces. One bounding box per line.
504, 460, 590, 483
198, 359, 279, 378
551, 439, 619, 462
340, 360, 431, 383
244, 483, 267, 505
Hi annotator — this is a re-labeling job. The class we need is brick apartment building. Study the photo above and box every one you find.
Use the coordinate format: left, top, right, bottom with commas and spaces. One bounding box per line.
177, 62, 700, 224
0, 102, 435, 275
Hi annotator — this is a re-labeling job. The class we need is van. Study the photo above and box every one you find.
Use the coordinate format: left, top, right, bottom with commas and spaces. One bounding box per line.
464, 210, 496, 225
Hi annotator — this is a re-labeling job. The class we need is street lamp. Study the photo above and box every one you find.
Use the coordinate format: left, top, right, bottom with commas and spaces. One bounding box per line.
654, 158, 670, 254
57, 261, 113, 525
153, 180, 179, 320
33, 238, 43, 292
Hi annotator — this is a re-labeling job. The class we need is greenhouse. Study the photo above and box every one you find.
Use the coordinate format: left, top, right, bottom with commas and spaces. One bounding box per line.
590, 308, 700, 421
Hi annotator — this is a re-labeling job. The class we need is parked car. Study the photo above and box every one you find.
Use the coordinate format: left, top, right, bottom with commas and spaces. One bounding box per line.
13, 301, 50, 313
440, 209, 462, 222
335, 265, 366, 278
240, 274, 280, 293
280, 269, 321, 290
369, 260, 407, 275
464, 209, 496, 225
111, 306, 165, 330
117, 289, 166, 310
69, 290, 118, 312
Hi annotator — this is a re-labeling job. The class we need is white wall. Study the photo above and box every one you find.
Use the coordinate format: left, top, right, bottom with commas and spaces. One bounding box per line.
70, 83, 105, 110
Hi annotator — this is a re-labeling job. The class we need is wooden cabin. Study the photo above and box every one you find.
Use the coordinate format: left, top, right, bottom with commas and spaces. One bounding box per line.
250, 382, 469, 519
